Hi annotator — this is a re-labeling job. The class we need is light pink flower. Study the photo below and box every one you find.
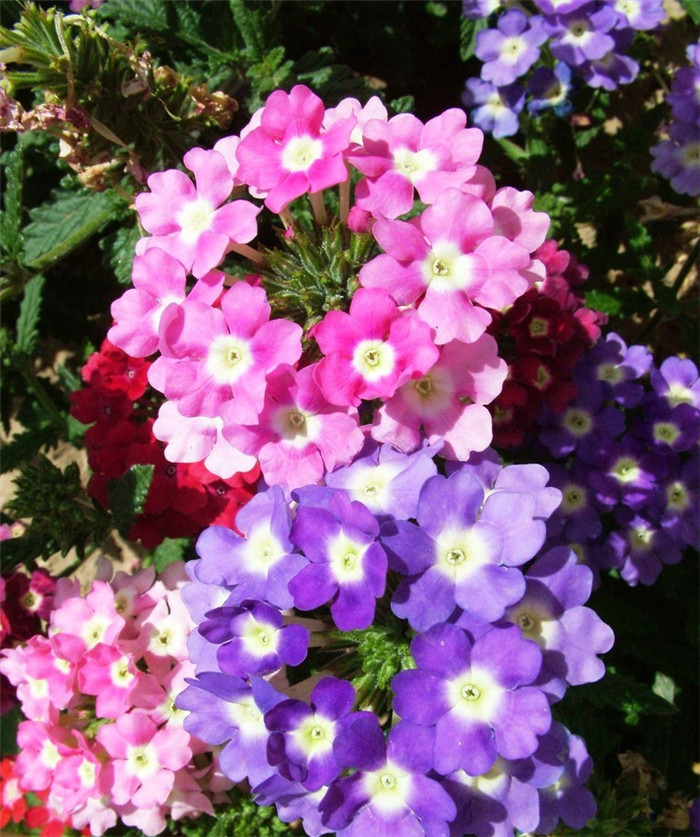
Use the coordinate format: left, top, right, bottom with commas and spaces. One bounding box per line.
97, 713, 192, 809
489, 186, 550, 252
313, 287, 439, 406
134, 147, 260, 278
323, 95, 388, 146
360, 188, 532, 343
108, 248, 225, 357
153, 401, 257, 479
78, 644, 140, 718
235, 85, 356, 212
50, 733, 102, 815
152, 282, 302, 421
49, 580, 125, 654
348, 109, 483, 218
222, 364, 365, 490
372, 334, 507, 460
14, 720, 72, 791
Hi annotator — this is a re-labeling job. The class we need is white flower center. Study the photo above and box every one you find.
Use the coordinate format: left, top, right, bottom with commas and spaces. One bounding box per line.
563, 408, 593, 437
127, 744, 159, 778
611, 456, 641, 484
242, 617, 279, 658
422, 241, 478, 292
597, 363, 622, 384
272, 405, 320, 448
207, 335, 254, 384
363, 762, 411, 814
436, 527, 489, 580
329, 533, 368, 583
293, 715, 336, 758
352, 339, 396, 381
178, 197, 216, 243
110, 656, 135, 688
449, 665, 503, 721
281, 134, 323, 172
392, 147, 437, 183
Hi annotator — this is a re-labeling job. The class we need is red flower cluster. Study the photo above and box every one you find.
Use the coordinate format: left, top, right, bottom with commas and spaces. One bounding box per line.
487, 241, 607, 449
70, 340, 260, 548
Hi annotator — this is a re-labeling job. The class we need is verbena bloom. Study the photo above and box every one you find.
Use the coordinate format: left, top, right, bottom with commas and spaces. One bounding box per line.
313, 287, 439, 407
463, 79, 525, 138
289, 492, 387, 631
544, 4, 618, 66
392, 622, 551, 776
528, 63, 574, 114
476, 10, 548, 86
134, 147, 261, 277
235, 85, 356, 212
650, 121, 700, 197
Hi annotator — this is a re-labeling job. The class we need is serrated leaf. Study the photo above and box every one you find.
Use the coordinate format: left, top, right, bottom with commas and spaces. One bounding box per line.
150, 537, 191, 573
15, 273, 45, 354
23, 188, 125, 271
99, 223, 140, 285
0, 424, 56, 473
97, 0, 169, 31
0, 145, 24, 263
108, 464, 154, 538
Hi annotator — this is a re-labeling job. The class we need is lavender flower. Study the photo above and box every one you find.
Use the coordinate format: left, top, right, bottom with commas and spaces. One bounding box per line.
612, 0, 666, 31
392, 622, 551, 775
544, 3, 618, 66
580, 30, 640, 90
650, 121, 700, 197
463, 78, 525, 138
476, 10, 548, 86
604, 509, 683, 586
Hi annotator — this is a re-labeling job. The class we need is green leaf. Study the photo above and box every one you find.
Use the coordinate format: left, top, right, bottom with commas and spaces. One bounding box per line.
459, 17, 488, 62
15, 273, 45, 355
23, 187, 125, 271
0, 424, 56, 474
150, 537, 192, 573
575, 673, 678, 726
96, 0, 169, 31
586, 288, 623, 316
495, 137, 528, 162
0, 145, 24, 263
426, 1, 448, 17
108, 464, 154, 538
652, 672, 679, 706
681, 0, 700, 24
100, 223, 140, 285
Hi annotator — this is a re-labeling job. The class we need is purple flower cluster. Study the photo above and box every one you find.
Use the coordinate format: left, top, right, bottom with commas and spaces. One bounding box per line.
461, 0, 667, 136
536, 334, 699, 586
650, 39, 700, 196
177, 443, 614, 836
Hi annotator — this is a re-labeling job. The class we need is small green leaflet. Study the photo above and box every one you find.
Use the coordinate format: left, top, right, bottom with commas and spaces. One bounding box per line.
15, 273, 45, 355
23, 187, 125, 272
0, 146, 24, 263
108, 464, 154, 538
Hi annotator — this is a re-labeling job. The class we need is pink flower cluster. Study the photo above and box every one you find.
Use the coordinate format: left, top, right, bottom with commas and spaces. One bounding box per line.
105, 84, 559, 490
0, 561, 232, 836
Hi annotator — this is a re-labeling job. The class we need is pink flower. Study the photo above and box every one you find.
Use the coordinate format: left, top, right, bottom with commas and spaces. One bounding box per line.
360, 188, 531, 343
50, 733, 102, 815
323, 95, 389, 145
14, 721, 71, 791
348, 109, 483, 218
108, 248, 225, 357
372, 334, 507, 460
152, 282, 303, 422
153, 401, 257, 479
78, 644, 140, 718
222, 364, 365, 490
97, 714, 192, 809
489, 186, 550, 251
49, 580, 125, 654
313, 287, 439, 406
134, 148, 260, 277
235, 85, 356, 212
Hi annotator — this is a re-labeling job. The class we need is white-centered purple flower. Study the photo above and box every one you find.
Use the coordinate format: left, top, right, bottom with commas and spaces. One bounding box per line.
320, 715, 457, 837
200, 600, 309, 677
265, 677, 364, 791
544, 3, 618, 66
289, 493, 387, 631
604, 509, 683, 586
476, 10, 548, 86
392, 622, 551, 776
463, 78, 526, 138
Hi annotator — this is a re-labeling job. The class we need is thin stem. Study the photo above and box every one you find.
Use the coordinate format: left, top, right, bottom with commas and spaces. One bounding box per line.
226, 241, 267, 267
339, 175, 351, 226
310, 190, 327, 226
279, 207, 294, 229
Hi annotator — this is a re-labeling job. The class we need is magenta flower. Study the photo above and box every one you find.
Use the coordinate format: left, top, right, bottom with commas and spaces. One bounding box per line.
348, 109, 483, 218
135, 147, 261, 277
153, 281, 303, 421
222, 364, 365, 490
360, 188, 531, 344
372, 334, 507, 460
235, 85, 356, 212
108, 248, 225, 357
313, 288, 439, 406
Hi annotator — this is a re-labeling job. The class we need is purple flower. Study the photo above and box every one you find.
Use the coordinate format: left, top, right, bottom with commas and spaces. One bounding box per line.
650, 121, 700, 197
667, 62, 700, 123
573, 332, 652, 408
176, 672, 285, 786
533, 0, 589, 13
463, 78, 525, 138
193, 487, 308, 609
544, 3, 618, 66
580, 30, 640, 90
633, 399, 699, 452
392, 622, 551, 775
612, 0, 666, 31
253, 775, 331, 837
325, 438, 441, 521
604, 509, 683, 586
502, 547, 614, 693
289, 493, 387, 630
200, 600, 309, 676
528, 63, 574, 114
462, 0, 502, 20
476, 10, 548, 86
535, 723, 597, 832
320, 716, 457, 836
650, 355, 700, 409
587, 438, 668, 511
383, 468, 533, 629
651, 452, 699, 548
265, 677, 363, 791
538, 392, 625, 460
545, 462, 605, 543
